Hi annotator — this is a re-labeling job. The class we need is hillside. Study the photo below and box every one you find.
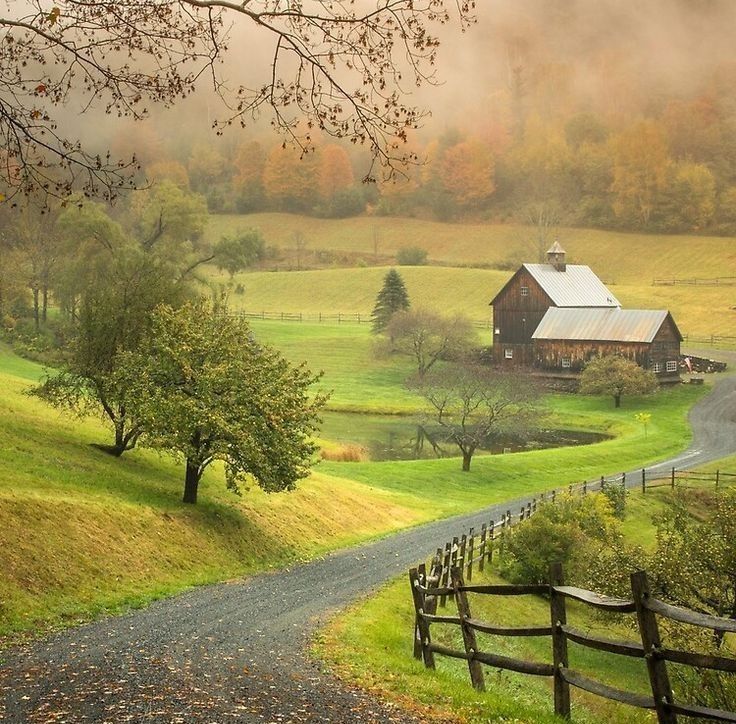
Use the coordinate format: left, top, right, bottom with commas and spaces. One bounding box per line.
205, 213, 736, 286
207, 263, 736, 341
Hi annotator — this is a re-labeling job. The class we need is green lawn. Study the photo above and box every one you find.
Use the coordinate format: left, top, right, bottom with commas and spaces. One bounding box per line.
208, 262, 736, 342
204, 213, 736, 287
318, 467, 734, 724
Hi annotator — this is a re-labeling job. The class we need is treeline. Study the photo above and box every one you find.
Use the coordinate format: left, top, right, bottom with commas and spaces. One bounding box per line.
115, 91, 736, 237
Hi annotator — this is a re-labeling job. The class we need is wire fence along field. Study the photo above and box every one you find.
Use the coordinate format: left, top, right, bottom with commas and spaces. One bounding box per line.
234, 310, 735, 346
410, 468, 736, 723
653, 276, 736, 286
235, 310, 493, 328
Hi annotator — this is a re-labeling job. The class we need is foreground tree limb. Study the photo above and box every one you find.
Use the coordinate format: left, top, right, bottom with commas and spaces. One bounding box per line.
0, 1, 475, 203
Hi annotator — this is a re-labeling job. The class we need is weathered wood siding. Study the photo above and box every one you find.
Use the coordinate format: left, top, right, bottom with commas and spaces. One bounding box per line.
648, 317, 681, 370
532, 317, 681, 376
492, 268, 552, 364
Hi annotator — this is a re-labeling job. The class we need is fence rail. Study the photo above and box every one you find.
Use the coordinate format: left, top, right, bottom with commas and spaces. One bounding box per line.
234, 310, 492, 328
410, 563, 736, 723
410, 467, 736, 722
653, 276, 736, 286
233, 310, 735, 347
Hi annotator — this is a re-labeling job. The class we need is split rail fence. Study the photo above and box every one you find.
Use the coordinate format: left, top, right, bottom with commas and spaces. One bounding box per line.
409, 467, 736, 722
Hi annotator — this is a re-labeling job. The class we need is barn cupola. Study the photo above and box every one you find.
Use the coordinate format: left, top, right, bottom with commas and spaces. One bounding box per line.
546, 241, 567, 271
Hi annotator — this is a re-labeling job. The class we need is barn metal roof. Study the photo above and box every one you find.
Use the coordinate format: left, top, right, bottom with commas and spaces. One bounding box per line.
523, 264, 621, 308
532, 308, 679, 343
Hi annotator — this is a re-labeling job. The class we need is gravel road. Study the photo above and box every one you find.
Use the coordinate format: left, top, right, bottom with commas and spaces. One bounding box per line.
2, 373, 735, 723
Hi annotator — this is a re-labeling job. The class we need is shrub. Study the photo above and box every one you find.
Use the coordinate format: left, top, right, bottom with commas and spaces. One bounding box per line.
498, 494, 619, 584
601, 482, 627, 519
396, 246, 428, 265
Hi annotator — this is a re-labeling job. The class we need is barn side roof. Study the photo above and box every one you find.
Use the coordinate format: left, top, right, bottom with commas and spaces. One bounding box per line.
523, 264, 620, 307
532, 308, 682, 343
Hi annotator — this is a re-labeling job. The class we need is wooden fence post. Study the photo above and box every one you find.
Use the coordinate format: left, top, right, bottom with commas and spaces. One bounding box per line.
440, 542, 451, 608
601, 475, 605, 492
460, 534, 467, 573
450, 566, 486, 692
631, 571, 676, 723
487, 520, 495, 565
552, 489, 557, 503
716, 469, 720, 490
409, 566, 435, 669
642, 468, 646, 493
622, 472, 626, 487
479, 524, 487, 572
467, 528, 475, 581
671, 467, 676, 490
583, 480, 587, 495
550, 562, 571, 719
450, 537, 459, 601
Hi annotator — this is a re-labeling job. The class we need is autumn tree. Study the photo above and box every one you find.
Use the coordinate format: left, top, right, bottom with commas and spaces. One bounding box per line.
120, 299, 326, 504
579, 355, 658, 408
409, 364, 539, 471
371, 269, 410, 334
0, 2, 475, 204
262, 145, 320, 212
610, 120, 671, 227
383, 309, 476, 376
232, 141, 266, 213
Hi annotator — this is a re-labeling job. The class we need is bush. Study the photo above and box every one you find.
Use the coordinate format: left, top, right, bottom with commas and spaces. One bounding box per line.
601, 482, 627, 519
396, 245, 428, 265
498, 494, 619, 584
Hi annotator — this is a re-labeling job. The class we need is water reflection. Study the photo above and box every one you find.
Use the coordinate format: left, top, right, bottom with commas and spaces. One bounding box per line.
320, 412, 610, 462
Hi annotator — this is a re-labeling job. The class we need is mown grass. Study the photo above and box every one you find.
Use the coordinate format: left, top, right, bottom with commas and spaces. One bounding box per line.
0, 319, 705, 642
204, 213, 736, 287
209, 263, 736, 341
0, 349, 437, 641
317, 469, 736, 724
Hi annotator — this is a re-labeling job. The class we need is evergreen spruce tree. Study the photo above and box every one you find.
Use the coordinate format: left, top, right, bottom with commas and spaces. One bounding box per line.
371, 268, 410, 333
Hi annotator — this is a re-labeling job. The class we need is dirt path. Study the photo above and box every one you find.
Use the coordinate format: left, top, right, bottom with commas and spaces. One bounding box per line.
2, 374, 735, 723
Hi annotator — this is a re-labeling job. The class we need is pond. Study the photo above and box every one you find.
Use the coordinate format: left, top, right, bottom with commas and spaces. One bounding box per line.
319, 411, 611, 462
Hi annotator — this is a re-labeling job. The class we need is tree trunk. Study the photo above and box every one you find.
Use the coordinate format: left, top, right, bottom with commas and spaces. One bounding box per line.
614, 393, 621, 408
462, 451, 473, 472
32, 287, 40, 331
183, 459, 201, 504
41, 286, 48, 322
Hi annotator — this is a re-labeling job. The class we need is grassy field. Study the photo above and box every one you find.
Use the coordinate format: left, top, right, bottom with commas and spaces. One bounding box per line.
207, 263, 736, 341
0, 348, 439, 640
204, 213, 736, 286
0, 317, 706, 641
317, 470, 736, 724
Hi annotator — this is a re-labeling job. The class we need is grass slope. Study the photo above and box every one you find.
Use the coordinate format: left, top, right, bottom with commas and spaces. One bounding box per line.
209, 264, 736, 341
205, 212, 736, 285
0, 350, 432, 641
318, 470, 736, 724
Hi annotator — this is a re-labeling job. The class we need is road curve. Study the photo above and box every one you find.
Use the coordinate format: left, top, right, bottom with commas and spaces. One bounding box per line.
2, 375, 735, 723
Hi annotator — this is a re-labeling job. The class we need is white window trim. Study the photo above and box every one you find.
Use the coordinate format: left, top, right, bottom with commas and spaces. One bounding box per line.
666, 360, 678, 372
504, 348, 514, 359
561, 357, 571, 368
520, 286, 529, 296
653, 362, 662, 373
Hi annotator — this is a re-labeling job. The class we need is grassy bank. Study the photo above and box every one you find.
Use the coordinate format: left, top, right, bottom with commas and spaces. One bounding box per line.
0, 320, 705, 641
317, 467, 736, 723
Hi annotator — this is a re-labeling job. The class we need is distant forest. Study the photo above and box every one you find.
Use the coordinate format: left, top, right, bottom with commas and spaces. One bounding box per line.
104, 0, 736, 236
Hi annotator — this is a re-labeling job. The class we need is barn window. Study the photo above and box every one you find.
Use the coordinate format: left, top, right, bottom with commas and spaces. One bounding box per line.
520, 286, 529, 296
561, 357, 571, 368
652, 362, 662, 373
504, 348, 514, 359
666, 360, 678, 372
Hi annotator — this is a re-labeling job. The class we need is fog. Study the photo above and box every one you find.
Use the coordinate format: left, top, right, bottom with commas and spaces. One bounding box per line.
10, 0, 736, 175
